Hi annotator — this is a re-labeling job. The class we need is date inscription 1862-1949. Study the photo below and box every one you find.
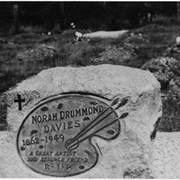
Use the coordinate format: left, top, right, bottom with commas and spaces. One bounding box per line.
17, 94, 129, 177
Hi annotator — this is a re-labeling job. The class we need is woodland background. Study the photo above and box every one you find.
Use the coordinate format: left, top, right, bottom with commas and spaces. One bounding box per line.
1, 2, 180, 133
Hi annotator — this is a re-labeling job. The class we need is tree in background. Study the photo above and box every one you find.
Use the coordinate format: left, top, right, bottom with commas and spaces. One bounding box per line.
13, 3, 19, 34
177, 2, 180, 24
0, 2, 178, 33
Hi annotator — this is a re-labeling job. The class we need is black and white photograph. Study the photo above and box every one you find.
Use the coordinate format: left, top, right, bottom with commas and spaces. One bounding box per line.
0, 1, 179, 178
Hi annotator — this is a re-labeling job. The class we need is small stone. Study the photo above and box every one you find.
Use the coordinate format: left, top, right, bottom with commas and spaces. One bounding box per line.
176, 37, 180, 44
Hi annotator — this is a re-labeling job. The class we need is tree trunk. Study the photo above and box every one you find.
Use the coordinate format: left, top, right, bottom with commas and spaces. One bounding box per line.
60, 2, 65, 30
13, 3, 19, 34
177, 2, 180, 24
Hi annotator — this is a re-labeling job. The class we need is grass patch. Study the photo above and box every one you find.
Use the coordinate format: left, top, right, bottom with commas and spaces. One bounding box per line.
0, 24, 179, 90
56, 41, 105, 66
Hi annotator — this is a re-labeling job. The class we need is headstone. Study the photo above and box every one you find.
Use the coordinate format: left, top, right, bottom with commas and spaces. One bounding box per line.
0, 64, 161, 178
83, 30, 128, 39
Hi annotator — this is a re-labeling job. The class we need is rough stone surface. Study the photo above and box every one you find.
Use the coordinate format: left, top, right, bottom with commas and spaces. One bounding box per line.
1, 64, 161, 178
153, 132, 180, 178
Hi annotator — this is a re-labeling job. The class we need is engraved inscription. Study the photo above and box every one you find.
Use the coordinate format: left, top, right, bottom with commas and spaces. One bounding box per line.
17, 94, 129, 177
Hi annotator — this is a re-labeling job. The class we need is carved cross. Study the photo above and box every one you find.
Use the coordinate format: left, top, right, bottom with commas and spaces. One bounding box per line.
14, 94, 25, 110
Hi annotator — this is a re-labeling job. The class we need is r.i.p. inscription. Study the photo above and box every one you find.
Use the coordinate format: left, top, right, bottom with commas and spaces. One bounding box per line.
17, 94, 129, 177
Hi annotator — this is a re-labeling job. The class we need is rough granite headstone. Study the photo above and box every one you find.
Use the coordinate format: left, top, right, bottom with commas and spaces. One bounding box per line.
0, 64, 161, 178
153, 132, 180, 178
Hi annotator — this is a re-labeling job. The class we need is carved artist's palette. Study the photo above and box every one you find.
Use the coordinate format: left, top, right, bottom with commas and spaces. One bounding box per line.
17, 94, 129, 177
